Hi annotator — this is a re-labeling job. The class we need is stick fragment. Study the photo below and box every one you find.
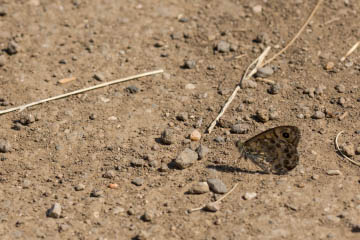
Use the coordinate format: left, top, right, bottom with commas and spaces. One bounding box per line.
340, 41, 360, 62
0, 69, 164, 116
206, 47, 270, 134
187, 183, 239, 213
206, 0, 324, 134
335, 131, 360, 167
58, 76, 77, 84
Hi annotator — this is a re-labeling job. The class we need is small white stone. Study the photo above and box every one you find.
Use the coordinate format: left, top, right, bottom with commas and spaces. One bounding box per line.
243, 192, 257, 200
108, 116, 117, 121
252, 5, 262, 13
185, 83, 196, 90
326, 170, 342, 175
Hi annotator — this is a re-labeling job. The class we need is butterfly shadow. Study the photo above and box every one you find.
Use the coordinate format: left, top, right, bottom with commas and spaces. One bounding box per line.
206, 164, 268, 175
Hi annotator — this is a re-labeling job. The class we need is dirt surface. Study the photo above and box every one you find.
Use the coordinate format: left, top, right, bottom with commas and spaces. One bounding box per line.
1, 0, 360, 239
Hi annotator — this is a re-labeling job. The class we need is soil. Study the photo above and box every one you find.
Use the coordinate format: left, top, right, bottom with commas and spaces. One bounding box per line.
1, 0, 360, 239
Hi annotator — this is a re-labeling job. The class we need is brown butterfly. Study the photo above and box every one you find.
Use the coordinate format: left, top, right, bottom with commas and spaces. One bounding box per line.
236, 126, 301, 174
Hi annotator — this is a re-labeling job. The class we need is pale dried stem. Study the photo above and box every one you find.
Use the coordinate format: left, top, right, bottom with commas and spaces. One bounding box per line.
206, 47, 270, 134
260, 0, 324, 67
206, 0, 323, 134
340, 41, 360, 62
0, 69, 164, 116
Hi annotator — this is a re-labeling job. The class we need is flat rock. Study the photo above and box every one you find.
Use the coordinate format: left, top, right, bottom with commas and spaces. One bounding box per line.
207, 178, 227, 194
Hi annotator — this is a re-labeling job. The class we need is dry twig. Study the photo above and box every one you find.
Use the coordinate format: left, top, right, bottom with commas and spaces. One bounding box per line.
340, 41, 360, 62
57, 76, 77, 84
206, 0, 324, 134
188, 183, 239, 213
335, 131, 360, 167
0, 69, 164, 116
206, 47, 271, 134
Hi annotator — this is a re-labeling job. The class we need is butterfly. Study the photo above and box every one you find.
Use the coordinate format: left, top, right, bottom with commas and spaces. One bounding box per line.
236, 126, 301, 174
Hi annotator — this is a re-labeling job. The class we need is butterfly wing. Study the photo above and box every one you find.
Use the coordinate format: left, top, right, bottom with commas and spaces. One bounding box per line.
240, 126, 300, 174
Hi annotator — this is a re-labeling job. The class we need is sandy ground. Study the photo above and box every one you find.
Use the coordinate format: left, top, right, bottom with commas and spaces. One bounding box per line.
1, 0, 360, 239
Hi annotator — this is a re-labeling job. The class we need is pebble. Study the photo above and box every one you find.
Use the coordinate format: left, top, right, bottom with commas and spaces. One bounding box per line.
196, 145, 210, 160
326, 170, 342, 176
231, 123, 250, 134
176, 112, 188, 121
325, 61, 335, 71
0, 55, 6, 67
311, 174, 319, 180
160, 128, 175, 145
338, 97, 346, 106
112, 207, 125, 215
341, 143, 355, 157
130, 158, 145, 167
214, 136, 225, 143
268, 83, 281, 94
126, 85, 139, 94
304, 87, 315, 98
108, 116, 117, 121
154, 41, 165, 48
74, 183, 85, 191
19, 113, 36, 125
135, 230, 150, 240
5, 41, 19, 55
315, 85, 326, 95
188, 182, 210, 194
103, 170, 116, 179
243, 192, 257, 200
93, 72, 105, 81
269, 111, 280, 120
185, 83, 196, 90
0, 139, 11, 153
0, 7, 6, 16
131, 177, 144, 186
90, 189, 104, 198
173, 148, 198, 169
241, 79, 257, 89
86, 113, 95, 121
335, 84, 345, 93
47, 203, 62, 218
312, 111, 325, 119
204, 202, 220, 212
216, 41, 230, 53
159, 162, 169, 172
256, 109, 269, 123
207, 178, 227, 194
255, 66, 274, 78
142, 211, 154, 222
253, 32, 270, 44
22, 179, 31, 189
183, 60, 196, 69
108, 183, 118, 189
190, 129, 201, 141
252, 5, 262, 14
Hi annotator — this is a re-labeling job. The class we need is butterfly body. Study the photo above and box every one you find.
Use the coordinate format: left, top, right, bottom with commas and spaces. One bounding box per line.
237, 126, 301, 174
